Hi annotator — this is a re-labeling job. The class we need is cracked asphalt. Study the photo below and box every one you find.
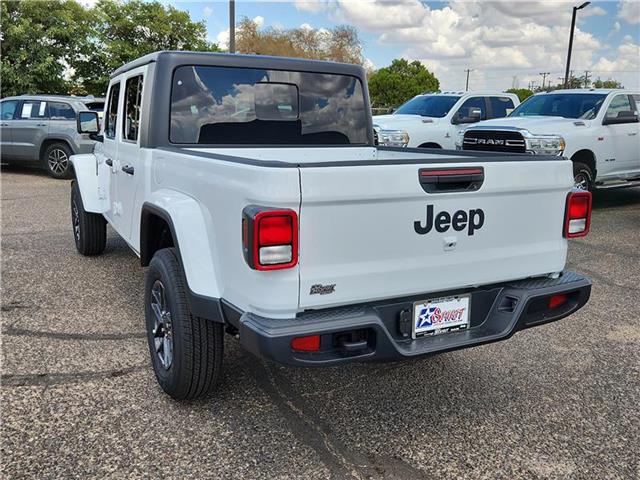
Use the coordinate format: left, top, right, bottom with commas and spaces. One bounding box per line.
2, 166, 639, 479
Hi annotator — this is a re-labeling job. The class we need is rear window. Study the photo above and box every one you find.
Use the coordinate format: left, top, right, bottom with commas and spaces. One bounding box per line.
84, 101, 105, 112
489, 97, 515, 118
395, 95, 460, 117
170, 65, 368, 145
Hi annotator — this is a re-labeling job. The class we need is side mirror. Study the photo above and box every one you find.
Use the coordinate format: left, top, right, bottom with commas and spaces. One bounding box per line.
603, 111, 639, 125
453, 107, 483, 124
77, 111, 100, 134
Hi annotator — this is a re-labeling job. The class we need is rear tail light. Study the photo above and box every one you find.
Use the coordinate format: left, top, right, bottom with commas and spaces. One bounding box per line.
242, 206, 298, 270
564, 191, 592, 238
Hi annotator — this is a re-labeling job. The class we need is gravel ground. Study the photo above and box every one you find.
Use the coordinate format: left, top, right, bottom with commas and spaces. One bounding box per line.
2, 166, 639, 479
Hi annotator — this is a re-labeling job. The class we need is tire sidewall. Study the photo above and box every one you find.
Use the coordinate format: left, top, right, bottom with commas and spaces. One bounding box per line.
71, 181, 82, 251
573, 162, 593, 192
44, 142, 73, 179
145, 251, 188, 397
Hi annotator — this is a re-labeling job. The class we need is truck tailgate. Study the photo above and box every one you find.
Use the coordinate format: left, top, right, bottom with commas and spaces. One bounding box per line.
298, 159, 571, 309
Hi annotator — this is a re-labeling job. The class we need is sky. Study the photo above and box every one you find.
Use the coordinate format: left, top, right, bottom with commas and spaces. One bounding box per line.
137, 1, 640, 91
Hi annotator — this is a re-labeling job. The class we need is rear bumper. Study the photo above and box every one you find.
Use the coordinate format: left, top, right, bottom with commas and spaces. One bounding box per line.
233, 270, 591, 366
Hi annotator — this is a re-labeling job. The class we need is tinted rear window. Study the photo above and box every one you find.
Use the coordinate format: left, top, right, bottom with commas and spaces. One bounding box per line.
170, 65, 368, 145
84, 101, 105, 112
394, 95, 460, 117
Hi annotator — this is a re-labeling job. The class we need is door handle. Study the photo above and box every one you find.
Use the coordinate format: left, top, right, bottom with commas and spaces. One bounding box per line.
36, 123, 47, 127
105, 158, 113, 166
0, 123, 8, 127
628, 132, 638, 136
122, 165, 135, 175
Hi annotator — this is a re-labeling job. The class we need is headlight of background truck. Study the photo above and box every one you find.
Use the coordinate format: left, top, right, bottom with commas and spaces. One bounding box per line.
378, 129, 410, 147
524, 135, 566, 156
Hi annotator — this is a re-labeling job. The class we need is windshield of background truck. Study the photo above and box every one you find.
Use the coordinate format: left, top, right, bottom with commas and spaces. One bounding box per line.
394, 95, 460, 117
510, 93, 607, 120
170, 65, 368, 145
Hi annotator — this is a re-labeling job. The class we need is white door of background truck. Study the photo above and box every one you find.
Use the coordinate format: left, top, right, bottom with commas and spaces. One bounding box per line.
602, 93, 640, 175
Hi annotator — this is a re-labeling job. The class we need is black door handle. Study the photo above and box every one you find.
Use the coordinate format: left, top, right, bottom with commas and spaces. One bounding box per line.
122, 165, 134, 175
105, 158, 113, 166
419, 167, 484, 193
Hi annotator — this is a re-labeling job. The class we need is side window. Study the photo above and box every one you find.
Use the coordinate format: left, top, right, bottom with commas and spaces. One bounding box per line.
1, 100, 18, 120
489, 97, 515, 119
631, 94, 640, 110
48, 102, 75, 120
19, 100, 48, 119
604, 95, 634, 120
454, 97, 486, 123
123, 75, 143, 141
105, 82, 121, 139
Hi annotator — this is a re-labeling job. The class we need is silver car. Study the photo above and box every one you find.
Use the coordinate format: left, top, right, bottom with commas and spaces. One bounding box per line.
0, 94, 104, 179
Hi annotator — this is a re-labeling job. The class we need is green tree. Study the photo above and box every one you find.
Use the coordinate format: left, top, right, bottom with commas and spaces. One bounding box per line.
236, 17, 363, 65
75, 0, 218, 95
367, 59, 439, 108
0, 0, 95, 97
505, 88, 534, 102
593, 78, 624, 89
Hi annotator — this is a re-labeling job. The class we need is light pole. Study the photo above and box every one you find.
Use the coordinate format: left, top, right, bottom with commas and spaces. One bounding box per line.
464, 69, 473, 91
564, 2, 590, 88
229, 0, 236, 53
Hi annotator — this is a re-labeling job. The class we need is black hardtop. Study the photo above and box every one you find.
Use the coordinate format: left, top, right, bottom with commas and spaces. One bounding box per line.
111, 50, 367, 80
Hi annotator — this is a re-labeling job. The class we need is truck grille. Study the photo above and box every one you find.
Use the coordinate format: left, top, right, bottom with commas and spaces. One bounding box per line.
463, 130, 526, 153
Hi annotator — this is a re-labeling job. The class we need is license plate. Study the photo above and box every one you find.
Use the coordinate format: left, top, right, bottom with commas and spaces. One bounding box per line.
412, 295, 470, 338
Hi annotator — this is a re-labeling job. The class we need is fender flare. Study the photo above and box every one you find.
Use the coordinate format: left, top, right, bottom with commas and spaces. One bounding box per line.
70, 154, 108, 213
141, 193, 224, 323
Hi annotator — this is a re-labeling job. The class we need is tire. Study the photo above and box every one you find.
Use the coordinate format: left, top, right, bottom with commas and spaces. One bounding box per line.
573, 161, 594, 192
145, 248, 223, 400
71, 181, 106, 256
43, 142, 73, 179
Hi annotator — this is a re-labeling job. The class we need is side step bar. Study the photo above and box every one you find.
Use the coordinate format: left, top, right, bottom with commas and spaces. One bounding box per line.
595, 180, 640, 190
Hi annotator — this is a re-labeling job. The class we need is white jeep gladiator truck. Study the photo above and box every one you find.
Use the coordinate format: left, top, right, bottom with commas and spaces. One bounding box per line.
70, 52, 592, 400
460, 89, 640, 191
373, 92, 519, 149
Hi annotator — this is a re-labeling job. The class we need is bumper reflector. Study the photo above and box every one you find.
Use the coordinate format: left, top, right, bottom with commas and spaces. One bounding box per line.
549, 294, 568, 309
291, 335, 320, 352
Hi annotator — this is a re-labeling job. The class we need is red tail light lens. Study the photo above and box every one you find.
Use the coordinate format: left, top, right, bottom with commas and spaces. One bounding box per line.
242, 207, 298, 271
291, 335, 320, 352
564, 191, 592, 238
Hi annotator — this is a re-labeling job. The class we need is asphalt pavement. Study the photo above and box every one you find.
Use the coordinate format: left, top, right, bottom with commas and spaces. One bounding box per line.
2, 165, 639, 479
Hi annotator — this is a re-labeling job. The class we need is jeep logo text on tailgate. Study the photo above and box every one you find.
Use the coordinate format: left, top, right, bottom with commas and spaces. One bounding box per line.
414, 205, 485, 236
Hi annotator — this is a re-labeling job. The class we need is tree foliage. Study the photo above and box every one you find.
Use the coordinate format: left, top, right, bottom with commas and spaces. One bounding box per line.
0, 0, 94, 96
1, 0, 218, 97
505, 88, 534, 102
593, 78, 624, 89
367, 59, 439, 108
236, 17, 364, 65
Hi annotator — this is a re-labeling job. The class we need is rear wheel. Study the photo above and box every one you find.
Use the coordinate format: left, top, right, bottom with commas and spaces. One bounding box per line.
71, 181, 106, 256
43, 142, 73, 179
145, 248, 224, 400
573, 161, 594, 192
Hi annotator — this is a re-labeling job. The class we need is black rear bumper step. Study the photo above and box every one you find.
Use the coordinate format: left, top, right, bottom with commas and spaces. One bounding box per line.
233, 270, 591, 366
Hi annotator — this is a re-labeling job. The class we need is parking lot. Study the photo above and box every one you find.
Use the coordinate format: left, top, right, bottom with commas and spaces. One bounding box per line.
1, 166, 638, 479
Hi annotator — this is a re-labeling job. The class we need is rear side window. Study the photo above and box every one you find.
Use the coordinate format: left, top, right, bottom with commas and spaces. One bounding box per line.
105, 82, 121, 139
1, 100, 18, 120
489, 97, 515, 118
123, 75, 143, 141
19, 100, 48, 119
170, 65, 368, 145
49, 102, 75, 120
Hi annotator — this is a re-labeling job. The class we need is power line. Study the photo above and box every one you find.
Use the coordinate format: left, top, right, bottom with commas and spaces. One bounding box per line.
539, 72, 550, 89
583, 70, 591, 88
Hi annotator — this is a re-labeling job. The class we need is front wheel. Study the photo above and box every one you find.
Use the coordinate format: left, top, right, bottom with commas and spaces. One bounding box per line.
145, 248, 224, 400
43, 142, 74, 179
573, 161, 594, 192
71, 181, 106, 256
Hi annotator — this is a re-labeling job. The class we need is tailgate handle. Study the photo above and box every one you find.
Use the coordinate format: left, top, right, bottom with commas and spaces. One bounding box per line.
419, 167, 484, 193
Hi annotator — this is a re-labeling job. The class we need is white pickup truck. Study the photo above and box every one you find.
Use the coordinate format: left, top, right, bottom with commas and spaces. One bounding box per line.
373, 92, 519, 149
460, 89, 640, 191
70, 52, 592, 400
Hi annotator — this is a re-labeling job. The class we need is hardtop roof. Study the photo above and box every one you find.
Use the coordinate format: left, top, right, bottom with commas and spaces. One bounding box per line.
110, 50, 367, 79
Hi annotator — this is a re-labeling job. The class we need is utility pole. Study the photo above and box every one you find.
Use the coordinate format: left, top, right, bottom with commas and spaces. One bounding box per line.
583, 70, 591, 88
564, 2, 590, 87
539, 72, 550, 90
464, 69, 473, 91
229, 0, 236, 53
